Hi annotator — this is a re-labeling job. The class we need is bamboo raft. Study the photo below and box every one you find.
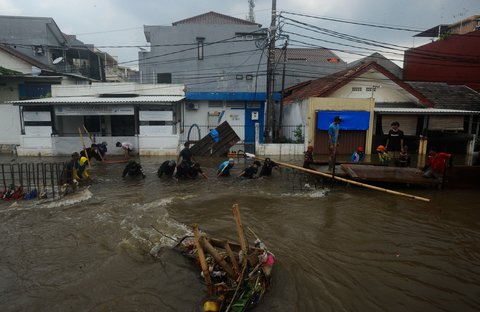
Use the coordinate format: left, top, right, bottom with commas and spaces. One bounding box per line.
174, 204, 274, 312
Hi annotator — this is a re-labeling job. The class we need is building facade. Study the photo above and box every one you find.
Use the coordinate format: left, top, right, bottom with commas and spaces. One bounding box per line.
9, 83, 185, 156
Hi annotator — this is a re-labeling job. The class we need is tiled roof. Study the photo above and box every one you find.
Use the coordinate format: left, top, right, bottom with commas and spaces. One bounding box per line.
172, 11, 261, 27
283, 62, 382, 102
348, 52, 403, 79
282, 61, 432, 106
406, 82, 480, 111
275, 48, 344, 63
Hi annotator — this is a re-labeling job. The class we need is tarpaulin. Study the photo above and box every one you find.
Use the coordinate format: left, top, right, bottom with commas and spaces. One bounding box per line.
317, 111, 371, 130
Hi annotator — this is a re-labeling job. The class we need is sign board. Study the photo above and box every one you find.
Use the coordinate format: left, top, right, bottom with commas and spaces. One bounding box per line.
55, 105, 134, 116
23, 111, 51, 122
139, 111, 172, 121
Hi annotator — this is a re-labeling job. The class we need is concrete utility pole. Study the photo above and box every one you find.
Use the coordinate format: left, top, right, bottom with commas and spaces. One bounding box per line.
248, 0, 256, 23
265, 0, 277, 142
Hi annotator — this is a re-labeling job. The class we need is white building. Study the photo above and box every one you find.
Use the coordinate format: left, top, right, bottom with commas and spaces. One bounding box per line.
9, 83, 185, 156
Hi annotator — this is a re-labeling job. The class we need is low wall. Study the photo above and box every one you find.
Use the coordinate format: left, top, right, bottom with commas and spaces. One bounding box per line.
255, 143, 305, 156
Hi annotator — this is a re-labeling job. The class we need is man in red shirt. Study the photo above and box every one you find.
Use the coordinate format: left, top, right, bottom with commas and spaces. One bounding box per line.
421, 150, 451, 178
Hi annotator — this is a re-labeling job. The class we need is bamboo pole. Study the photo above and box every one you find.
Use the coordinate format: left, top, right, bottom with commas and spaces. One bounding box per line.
200, 237, 237, 279
192, 224, 213, 295
222, 241, 240, 276
84, 125, 104, 161
254, 156, 431, 202
232, 204, 248, 263
78, 127, 90, 167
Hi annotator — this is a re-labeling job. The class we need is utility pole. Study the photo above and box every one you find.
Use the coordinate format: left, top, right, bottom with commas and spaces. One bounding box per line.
278, 39, 288, 138
265, 0, 276, 142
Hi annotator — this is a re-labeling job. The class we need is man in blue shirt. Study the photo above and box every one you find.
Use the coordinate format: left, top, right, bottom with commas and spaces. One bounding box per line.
217, 158, 235, 177
328, 116, 342, 171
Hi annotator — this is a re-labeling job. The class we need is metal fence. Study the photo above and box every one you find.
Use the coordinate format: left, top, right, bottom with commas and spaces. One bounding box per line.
0, 162, 66, 201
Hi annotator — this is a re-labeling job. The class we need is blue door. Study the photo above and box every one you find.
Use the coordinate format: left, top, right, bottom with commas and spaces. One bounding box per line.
245, 102, 264, 145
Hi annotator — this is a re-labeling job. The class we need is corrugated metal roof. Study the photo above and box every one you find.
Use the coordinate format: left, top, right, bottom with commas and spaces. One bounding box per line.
374, 107, 480, 114
8, 95, 184, 105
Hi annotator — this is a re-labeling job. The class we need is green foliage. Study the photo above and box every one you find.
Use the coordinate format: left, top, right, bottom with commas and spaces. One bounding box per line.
438, 31, 451, 41
293, 125, 304, 143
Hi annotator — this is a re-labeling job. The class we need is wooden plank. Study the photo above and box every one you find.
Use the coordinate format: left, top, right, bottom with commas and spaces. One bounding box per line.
341, 164, 359, 178
341, 164, 441, 186
189, 121, 240, 156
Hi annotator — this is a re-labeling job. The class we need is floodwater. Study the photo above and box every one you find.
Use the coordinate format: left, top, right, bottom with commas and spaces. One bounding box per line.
0, 155, 479, 312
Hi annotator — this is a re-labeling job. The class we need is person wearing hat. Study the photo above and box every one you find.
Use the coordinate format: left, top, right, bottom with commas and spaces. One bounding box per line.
376, 145, 390, 166
157, 160, 176, 178
76, 154, 92, 182
217, 158, 235, 177
351, 146, 365, 163
328, 116, 342, 171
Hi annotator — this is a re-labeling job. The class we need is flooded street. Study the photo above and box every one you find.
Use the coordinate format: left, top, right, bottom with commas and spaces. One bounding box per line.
0, 156, 479, 312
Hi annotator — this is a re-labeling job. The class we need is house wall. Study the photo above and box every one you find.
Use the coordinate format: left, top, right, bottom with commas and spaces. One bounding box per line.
307, 98, 375, 154
403, 31, 480, 91
140, 23, 266, 92
331, 75, 418, 103
182, 101, 246, 141
0, 50, 35, 74
0, 82, 21, 146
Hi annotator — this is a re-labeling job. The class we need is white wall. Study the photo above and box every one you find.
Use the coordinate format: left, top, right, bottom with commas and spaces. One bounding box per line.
331, 72, 419, 103
182, 102, 245, 141
0, 104, 21, 144
0, 50, 34, 74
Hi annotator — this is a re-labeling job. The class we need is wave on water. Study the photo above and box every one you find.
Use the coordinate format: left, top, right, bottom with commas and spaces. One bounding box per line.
2, 188, 93, 212
256, 184, 329, 199
117, 197, 192, 258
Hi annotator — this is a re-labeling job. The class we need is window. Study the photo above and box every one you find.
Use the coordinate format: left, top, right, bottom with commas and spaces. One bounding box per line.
245, 74, 254, 80
366, 87, 377, 92
197, 37, 205, 60
226, 101, 244, 108
352, 87, 362, 92
208, 101, 223, 108
157, 73, 172, 83
236, 74, 243, 80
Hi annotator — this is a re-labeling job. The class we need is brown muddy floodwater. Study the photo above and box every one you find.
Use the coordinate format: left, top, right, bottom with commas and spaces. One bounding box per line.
0, 155, 479, 312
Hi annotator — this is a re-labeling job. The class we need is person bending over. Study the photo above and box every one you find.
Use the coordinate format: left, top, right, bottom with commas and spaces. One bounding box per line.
122, 160, 146, 178
158, 160, 176, 178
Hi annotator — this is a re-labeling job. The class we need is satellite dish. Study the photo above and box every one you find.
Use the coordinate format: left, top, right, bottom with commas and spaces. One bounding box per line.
52, 57, 63, 64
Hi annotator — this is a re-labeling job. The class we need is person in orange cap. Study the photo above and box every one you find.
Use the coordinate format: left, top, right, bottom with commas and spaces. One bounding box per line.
351, 146, 365, 163
303, 145, 315, 169
376, 145, 390, 165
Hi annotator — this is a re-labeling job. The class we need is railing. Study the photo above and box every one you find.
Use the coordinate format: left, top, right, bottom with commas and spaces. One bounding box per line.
0, 162, 66, 201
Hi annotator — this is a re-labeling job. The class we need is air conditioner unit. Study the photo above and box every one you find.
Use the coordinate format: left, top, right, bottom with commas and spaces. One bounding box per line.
187, 102, 199, 110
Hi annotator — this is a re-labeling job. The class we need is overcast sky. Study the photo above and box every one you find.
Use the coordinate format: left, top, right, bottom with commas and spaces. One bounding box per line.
1, 0, 479, 69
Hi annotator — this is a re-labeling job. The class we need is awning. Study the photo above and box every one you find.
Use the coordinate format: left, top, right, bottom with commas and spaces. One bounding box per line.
8, 95, 185, 105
